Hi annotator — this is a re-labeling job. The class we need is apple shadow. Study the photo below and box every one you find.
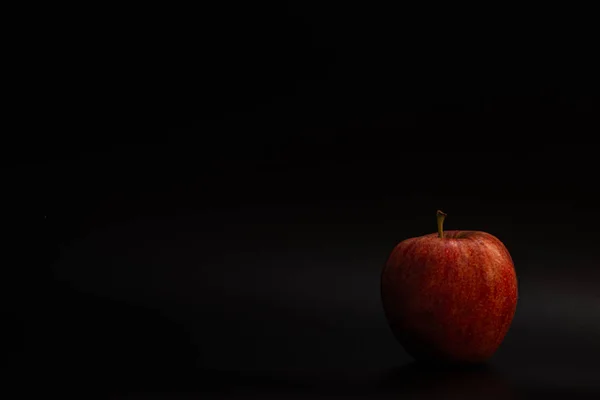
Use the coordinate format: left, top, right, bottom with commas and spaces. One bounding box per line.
374, 361, 518, 399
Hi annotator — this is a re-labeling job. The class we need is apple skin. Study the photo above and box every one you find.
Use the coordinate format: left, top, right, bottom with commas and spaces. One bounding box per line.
381, 230, 518, 364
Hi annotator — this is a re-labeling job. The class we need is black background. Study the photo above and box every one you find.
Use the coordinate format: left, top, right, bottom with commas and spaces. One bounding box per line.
5, 3, 600, 398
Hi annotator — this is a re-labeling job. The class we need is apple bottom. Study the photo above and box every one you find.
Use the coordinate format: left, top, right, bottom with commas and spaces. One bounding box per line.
383, 292, 517, 365
389, 322, 497, 365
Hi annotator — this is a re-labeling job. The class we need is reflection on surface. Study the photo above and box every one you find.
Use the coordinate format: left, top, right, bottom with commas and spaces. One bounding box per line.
375, 361, 517, 399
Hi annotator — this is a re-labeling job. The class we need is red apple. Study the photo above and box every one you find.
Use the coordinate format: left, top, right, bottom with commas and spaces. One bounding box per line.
381, 210, 518, 364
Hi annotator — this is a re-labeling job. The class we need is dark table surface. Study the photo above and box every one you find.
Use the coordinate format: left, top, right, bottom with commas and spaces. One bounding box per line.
13, 170, 600, 398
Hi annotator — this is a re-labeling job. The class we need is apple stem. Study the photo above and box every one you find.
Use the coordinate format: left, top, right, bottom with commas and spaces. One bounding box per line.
437, 210, 447, 239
